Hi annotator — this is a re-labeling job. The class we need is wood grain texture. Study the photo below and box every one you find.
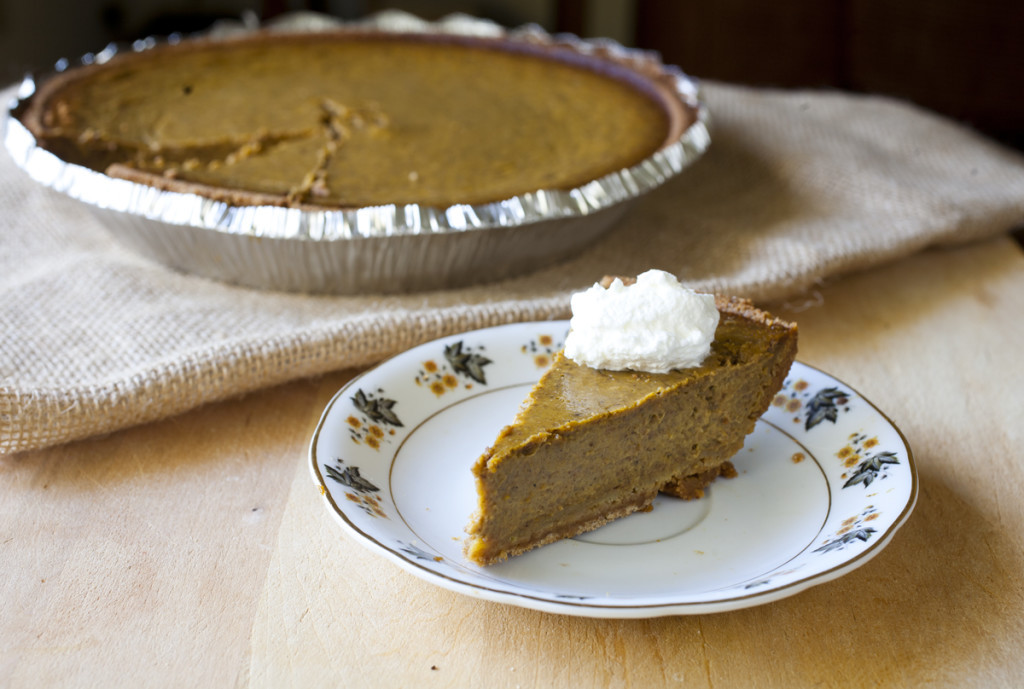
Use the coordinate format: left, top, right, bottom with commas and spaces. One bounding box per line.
634, 1, 1024, 147
2, 237, 1023, 688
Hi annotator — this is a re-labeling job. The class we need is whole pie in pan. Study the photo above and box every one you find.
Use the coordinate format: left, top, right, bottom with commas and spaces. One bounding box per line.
19, 31, 694, 210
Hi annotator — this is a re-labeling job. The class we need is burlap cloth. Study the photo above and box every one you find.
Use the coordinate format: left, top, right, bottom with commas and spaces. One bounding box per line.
3, 78, 1024, 456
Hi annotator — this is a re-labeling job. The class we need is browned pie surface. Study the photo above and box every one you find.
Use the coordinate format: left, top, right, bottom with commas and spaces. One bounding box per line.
21, 33, 680, 208
464, 296, 798, 566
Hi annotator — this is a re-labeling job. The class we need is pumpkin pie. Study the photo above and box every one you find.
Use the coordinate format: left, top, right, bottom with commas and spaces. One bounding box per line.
19, 31, 691, 209
463, 295, 798, 566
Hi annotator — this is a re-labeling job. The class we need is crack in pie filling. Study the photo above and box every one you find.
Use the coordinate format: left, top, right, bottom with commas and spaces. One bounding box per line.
20, 32, 691, 209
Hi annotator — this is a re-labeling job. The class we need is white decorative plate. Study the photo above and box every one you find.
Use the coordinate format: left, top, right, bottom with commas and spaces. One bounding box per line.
309, 321, 917, 617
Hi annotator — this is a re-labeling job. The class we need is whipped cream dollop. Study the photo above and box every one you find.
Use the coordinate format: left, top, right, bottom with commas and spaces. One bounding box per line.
563, 269, 719, 373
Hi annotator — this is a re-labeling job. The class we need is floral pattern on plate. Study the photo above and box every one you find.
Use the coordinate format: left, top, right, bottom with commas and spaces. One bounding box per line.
310, 321, 917, 617
414, 340, 494, 396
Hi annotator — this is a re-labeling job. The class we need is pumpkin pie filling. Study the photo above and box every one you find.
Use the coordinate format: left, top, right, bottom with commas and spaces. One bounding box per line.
464, 295, 798, 566
21, 33, 686, 209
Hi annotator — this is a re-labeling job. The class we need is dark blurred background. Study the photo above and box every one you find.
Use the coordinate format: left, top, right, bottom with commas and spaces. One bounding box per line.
2, 0, 1023, 151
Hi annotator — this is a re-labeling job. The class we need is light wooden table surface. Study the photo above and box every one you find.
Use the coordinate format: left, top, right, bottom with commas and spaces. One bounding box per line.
3, 235, 1022, 688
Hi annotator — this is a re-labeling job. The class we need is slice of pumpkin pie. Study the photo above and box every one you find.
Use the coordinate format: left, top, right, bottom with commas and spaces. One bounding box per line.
463, 271, 798, 565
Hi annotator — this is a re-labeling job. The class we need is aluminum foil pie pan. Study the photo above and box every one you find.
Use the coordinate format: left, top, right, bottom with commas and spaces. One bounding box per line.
2, 12, 710, 295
